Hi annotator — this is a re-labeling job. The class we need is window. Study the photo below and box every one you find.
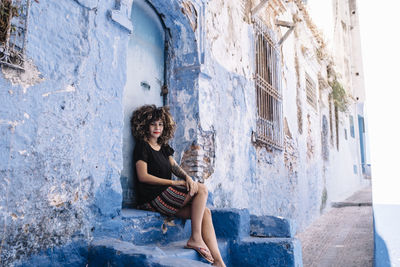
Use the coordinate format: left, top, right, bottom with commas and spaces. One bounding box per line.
0, 0, 30, 70
253, 18, 283, 150
305, 73, 317, 109
349, 115, 355, 138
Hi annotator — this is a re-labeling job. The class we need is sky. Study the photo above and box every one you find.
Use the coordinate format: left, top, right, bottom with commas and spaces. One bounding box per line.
357, 1, 400, 205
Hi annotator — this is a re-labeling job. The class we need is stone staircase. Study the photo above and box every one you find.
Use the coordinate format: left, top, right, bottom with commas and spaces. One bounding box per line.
88, 208, 303, 266
15, 208, 302, 266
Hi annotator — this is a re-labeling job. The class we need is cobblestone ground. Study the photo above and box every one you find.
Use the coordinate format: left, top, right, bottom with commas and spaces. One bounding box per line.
297, 187, 373, 267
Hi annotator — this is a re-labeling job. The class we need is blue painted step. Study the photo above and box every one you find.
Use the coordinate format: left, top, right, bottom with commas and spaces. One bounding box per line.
119, 209, 191, 245
88, 238, 210, 266
250, 214, 297, 238
94, 209, 191, 246
160, 240, 230, 264
230, 237, 302, 267
93, 208, 303, 266
15, 208, 303, 266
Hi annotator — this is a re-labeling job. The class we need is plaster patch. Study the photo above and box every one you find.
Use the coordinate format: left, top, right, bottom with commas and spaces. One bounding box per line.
0, 119, 24, 132
18, 150, 28, 155
48, 193, 69, 208
181, 1, 198, 32
1, 60, 44, 92
306, 114, 315, 160
42, 84, 76, 97
174, 20, 190, 54
11, 213, 18, 221
112, 36, 120, 68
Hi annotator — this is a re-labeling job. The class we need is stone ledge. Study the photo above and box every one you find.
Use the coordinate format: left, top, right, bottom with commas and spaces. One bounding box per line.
119, 209, 191, 245
230, 237, 303, 267
250, 214, 297, 238
88, 238, 165, 266
211, 208, 250, 240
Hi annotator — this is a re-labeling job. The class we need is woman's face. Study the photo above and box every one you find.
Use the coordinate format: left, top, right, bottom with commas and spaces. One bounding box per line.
149, 119, 164, 140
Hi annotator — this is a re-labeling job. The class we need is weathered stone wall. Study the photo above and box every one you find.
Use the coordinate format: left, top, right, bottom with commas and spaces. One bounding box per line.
0, 0, 208, 263
196, 0, 367, 231
0, 0, 128, 264
0, 0, 368, 264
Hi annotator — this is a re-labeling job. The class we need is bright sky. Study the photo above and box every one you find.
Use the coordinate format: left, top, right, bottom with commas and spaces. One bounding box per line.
358, 1, 400, 204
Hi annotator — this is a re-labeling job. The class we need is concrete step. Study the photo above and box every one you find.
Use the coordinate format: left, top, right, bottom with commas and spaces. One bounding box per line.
211, 208, 250, 240
230, 236, 303, 267
94, 209, 191, 246
119, 209, 191, 245
160, 240, 230, 264
250, 214, 297, 238
88, 238, 211, 266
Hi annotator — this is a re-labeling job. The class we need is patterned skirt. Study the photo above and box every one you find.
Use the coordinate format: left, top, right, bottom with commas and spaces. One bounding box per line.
138, 185, 190, 216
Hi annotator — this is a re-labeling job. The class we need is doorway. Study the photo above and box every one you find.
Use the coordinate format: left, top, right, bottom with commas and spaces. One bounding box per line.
121, 0, 166, 208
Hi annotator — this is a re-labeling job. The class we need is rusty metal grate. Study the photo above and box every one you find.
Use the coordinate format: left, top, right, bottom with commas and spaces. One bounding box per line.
253, 18, 283, 150
0, 0, 30, 70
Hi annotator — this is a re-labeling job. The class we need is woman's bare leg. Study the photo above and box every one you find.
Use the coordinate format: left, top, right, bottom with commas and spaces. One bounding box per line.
202, 207, 226, 267
175, 185, 225, 266
175, 183, 210, 254
188, 183, 208, 245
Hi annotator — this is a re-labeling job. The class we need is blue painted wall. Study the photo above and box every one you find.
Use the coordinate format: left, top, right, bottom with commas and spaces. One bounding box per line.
0, 0, 368, 265
0, 0, 201, 264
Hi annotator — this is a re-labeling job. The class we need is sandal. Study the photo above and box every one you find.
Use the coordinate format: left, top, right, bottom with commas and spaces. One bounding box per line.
184, 244, 214, 263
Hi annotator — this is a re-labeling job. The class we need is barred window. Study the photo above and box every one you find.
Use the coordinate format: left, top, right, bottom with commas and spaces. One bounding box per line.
253, 18, 283, 150
0, 0, 30, 70
305, 73, 317, 109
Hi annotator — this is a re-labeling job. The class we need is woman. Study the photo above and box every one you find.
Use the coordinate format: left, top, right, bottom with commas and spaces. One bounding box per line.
131, 105, 226, 267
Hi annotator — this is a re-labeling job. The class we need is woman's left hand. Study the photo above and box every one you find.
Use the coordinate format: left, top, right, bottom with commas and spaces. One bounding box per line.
186, 176, 198, 196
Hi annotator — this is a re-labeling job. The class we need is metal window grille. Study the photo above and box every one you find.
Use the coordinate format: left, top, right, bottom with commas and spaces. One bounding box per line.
0, 0, 30, 70
253, 18, 283, 150
305, 73, 317, 109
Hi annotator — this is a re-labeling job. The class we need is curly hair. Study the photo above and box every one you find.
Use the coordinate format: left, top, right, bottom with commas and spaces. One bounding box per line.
130, 105, 176, 145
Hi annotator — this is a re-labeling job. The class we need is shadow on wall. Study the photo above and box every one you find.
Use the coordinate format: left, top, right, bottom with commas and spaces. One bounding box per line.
374, 231, 390, 267
373, 204, 399, 267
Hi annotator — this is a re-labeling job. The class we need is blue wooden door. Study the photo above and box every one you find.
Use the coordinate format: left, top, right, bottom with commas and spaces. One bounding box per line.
358, 115, 366, 174
121, 0, 165, 207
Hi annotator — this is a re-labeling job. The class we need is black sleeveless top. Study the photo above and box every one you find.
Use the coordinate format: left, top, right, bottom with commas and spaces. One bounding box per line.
133, 139, 175, 205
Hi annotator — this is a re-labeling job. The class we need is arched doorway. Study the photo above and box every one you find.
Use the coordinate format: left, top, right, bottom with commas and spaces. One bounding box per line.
121, 0, 166, 208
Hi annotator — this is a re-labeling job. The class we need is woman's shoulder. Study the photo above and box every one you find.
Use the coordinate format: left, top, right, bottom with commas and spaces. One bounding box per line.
134, 139, 149, 151
162, 143, 174, 156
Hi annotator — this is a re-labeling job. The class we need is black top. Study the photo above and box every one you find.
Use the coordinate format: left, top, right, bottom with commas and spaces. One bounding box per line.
133, 139, 175, 205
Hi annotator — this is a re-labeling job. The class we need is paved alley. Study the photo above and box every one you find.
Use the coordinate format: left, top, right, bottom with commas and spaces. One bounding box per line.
297, 186, 373, 267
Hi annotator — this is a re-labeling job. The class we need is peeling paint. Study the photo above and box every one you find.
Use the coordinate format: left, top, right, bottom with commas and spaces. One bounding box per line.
1, 60, 44, 92
42, 84, 76, 97
0, 0, 368, 264
181, 1, 197, 32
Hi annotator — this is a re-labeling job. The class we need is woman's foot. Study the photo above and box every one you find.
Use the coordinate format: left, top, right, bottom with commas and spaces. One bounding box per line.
186, 237, 214, 263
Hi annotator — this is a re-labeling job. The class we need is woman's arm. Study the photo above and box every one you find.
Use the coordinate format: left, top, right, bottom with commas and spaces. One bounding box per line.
136, 160, 186, 186
169, 157, 198, 196
169, 157, 191, 180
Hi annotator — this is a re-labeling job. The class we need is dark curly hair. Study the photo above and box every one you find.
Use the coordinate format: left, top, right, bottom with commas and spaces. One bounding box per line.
130, 105, 176, 145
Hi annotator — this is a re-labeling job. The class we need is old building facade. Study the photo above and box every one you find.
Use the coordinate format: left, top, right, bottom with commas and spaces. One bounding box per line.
0, 0, 369, 264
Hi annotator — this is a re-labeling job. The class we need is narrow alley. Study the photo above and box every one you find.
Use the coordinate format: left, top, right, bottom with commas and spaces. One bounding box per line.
297, 187, 373, 267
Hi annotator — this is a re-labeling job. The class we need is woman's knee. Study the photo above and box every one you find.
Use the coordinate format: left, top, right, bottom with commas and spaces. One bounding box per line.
204, 207, 211, 217
197, 182, 208, 196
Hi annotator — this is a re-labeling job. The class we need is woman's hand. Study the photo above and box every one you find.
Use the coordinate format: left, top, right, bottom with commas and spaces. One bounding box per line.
185, 176, 198, 196
172, 180, 186, 186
